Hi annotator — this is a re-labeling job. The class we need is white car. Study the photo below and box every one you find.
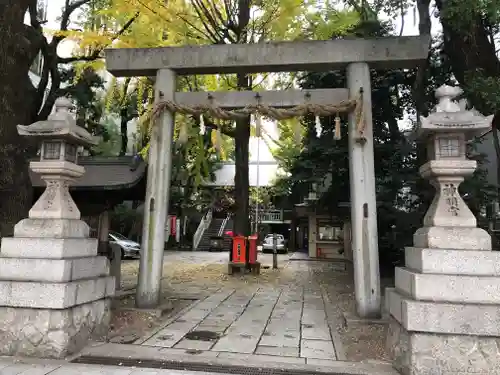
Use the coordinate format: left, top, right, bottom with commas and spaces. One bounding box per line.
262, 234, 287, 253
109, 231, 141, 258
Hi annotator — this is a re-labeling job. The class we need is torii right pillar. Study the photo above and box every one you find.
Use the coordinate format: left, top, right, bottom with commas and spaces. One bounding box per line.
386, 85, 500, 374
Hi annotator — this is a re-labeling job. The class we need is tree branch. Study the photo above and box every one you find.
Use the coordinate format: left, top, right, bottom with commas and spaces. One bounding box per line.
27, 0, 51, 113
37, 46, 62, 120
61, 0, 92, 31
200, 116, 235, 138
58, 11, 140, 64
412, 0, 432, 116
50, 0, 92, 48
191, 0, 225, 43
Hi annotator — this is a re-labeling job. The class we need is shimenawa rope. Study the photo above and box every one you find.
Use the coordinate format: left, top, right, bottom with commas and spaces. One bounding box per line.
148, 90, 366, 137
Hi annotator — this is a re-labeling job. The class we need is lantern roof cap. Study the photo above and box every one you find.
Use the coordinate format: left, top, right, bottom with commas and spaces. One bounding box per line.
415, 85, 493, 139
17, 97, 97, 146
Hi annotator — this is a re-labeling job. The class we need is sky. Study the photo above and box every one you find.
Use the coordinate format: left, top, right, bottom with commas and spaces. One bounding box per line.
37, 0, 441, 164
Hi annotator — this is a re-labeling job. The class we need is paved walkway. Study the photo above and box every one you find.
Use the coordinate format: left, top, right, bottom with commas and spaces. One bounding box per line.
139, 286, 338, 361
106, 253, 352, 366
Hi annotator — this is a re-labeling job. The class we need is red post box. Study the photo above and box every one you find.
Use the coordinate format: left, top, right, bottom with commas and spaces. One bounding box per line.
232, 236, 246, 264
248, 234, 258, 264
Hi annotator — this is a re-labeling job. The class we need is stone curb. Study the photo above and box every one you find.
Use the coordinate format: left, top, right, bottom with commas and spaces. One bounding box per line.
74, 343, 398, 375
319, 285, 347, 361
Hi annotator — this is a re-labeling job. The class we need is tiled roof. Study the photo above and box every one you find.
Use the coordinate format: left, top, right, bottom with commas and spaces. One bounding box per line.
29, 156, 280, 189
29, 156, 146, 190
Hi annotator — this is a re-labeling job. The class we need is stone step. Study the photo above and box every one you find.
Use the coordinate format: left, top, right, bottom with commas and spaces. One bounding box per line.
387, 288, 500, 336
0, 276, 114, 309
413, 226, 491, 250
13, 218, 90, 238
0, 256, 109, 283
395, 267, 500, 305
0, 237, 97, 259
405, 247, 500, 276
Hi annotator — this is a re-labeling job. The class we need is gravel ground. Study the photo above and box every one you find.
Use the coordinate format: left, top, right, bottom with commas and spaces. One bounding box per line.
114, 251, 390, 361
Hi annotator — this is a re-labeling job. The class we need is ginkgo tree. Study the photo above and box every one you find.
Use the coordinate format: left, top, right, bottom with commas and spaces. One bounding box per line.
83, 0, 312, 236
114, 0, 317, 236
0, 0, 142, 236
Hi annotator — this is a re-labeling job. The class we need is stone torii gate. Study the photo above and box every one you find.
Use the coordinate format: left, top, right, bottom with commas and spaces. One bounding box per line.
104, 36, 430, 316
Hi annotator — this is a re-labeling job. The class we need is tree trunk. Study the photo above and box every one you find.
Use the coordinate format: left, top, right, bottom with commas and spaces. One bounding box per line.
435, 0, 500, 114
231, 0, 252, 237
434, 0, 500, 205
0, 2, 40, 237
119, 107, 128, 156
233, 73, 251, 236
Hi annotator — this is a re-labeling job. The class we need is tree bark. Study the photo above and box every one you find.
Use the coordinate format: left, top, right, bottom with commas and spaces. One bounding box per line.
120, 107, 128, 156
0, 1, 40, 237
434, 0, 500, 202
233, 74, 251, 236
232, 0, 251, 236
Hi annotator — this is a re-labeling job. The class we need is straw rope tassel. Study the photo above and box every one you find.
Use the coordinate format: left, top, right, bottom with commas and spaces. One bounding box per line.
315, 115, 322, 137
293, 120, 302, 143
178, 121, 189, 144
216, 127, 222, 154
334, 114, 341, 140
354, 89, 365, 136
254, 114, 262, 138
199, 115, 206, 135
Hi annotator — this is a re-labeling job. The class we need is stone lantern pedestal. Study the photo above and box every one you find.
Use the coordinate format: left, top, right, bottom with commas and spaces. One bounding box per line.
387, 85, 500, 374
0, 98, 114, 358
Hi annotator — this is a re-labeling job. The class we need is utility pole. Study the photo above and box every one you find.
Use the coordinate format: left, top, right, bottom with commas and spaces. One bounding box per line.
272, 233, 278, 269
255, 132, 261, 234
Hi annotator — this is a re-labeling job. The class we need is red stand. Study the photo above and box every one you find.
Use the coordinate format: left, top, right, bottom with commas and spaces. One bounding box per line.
228, 234, 261, 275
231, 236, 247, 264
248, 235, 258, 264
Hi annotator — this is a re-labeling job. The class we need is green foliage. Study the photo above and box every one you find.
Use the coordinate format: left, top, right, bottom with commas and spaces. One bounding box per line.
109, 203, 142, 235
59, 66, 105, 134
92, 117, 122, 156
439, 0, 500, 30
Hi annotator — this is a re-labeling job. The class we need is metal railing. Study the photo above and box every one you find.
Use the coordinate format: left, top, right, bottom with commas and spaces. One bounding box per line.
218, 213, 231, 236
259, 209, 283, 222
192, 209, 213, 250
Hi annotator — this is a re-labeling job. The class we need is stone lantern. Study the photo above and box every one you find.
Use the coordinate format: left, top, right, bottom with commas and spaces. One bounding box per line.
386, 85, 500, 375
0, 97, 114, 359
413, 84, 493, 249
17, 97, 96, 220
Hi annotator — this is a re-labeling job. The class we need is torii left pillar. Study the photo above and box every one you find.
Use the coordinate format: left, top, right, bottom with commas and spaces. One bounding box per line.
136, 69, 176, 308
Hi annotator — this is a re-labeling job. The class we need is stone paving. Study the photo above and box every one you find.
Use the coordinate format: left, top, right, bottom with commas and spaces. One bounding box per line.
140, 286, 338, 361
107, 251, 390, 366
135, 273, 340, 362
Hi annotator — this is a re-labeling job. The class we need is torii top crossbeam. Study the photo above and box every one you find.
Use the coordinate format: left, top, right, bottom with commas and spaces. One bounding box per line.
105, 35, 430, 77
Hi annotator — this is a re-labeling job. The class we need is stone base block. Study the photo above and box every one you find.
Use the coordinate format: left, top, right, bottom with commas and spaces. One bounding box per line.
0, 256, 109, 282
387, 288, 500, 336
395, 267, 500, 305
14, 218, 90, 239
405, 247, 500, 276
0, 237, 97, 259
0, 298, 111, 358
387, 316, 500, 375
413, 226, 491, 250
0, 276, 115, 308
